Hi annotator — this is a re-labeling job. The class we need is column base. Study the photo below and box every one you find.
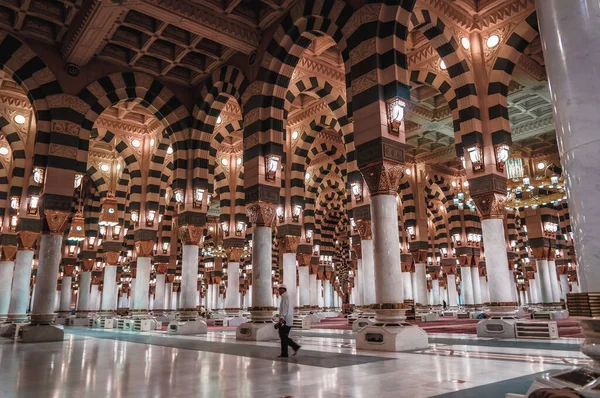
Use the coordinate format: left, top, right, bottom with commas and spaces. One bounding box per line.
352, 317, 377, 332
18, 324, 64, 343
476, 317, 517, 339
29, 313, 56, 325
177, 309, 199, 321
6, 313, 28, 323
0, 314, 7, 322
168, 318, 207, 335
532, 309, 570, 320
223, 316, 248, 327
356, 323, 429, 352
235, 321, 278, 341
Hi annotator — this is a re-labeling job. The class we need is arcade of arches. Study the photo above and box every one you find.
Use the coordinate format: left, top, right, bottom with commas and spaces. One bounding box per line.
0, 0, 599, 396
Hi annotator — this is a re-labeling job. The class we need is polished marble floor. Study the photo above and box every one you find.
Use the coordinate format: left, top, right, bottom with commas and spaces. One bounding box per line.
0, 327, 587, 398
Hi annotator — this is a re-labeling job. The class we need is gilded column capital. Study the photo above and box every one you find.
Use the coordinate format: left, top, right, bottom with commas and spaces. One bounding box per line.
135, 240, 155, 258
246, 202, 276, 227
104, 251, 120, 266
227, 247, 244, 262
472, 192, 507, 220
42, 209, 70, 234
296, 252, 311, 266
280, 235, 300, 254
63, 265, 75, 277
82, 258, 95, 272
155, 263, 168, 274
359, 161, 403, 196
354, 219, 372, 240
352, 243, 362, 260
178, 224, 204, 246
17, 231, 40, 251
1, 245, 17, 261
531, 246, 549, 261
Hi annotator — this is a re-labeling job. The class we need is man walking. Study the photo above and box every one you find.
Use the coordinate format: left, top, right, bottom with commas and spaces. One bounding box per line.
277, 284, 300, 358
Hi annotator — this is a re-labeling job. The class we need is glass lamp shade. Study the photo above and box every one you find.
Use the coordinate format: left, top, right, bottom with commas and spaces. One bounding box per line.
68, 211, 86, 241
99, 192, 119, 226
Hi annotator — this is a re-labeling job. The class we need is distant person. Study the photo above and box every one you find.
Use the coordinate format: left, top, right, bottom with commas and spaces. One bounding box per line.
443, 300, 447, 310
276, 284, 301, 358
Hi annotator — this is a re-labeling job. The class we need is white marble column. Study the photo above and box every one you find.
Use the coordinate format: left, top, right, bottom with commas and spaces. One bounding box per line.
525, 288, 532, 305
559, 274, 569, 301
402, 270, 414, 301
90, 285, 100, 312
479, 276, 490, 303
431, 279, 441, 306
530, 275, 539, 304
447, 274, 458, 307
59, 276, 72, 312
548, 260, 561, 303
180, 245, 199, 315
206, 284, 213, 310
251, 226, 273, 310
309, 273, 318, 307
226, 262, 240, 309
471, 267, 482, 306
213, 284, 220, 310
536, 259, 553, 304
414, 263, 428, 306
77, 272, 91, 313
298, 266, 310, 307
165, 282, 173, 310
282, 253, 297, 309
361, 239, 376, 305
440, 286, 447, 306
154, 274, 166, 311
31, 234, 63, 323
324, 279, 332, 308
333, 290, 339, 308
460, 266, 474, 306
101, 265, 118, 312
537, 0, 600, 292
355, 260, 363, 306
247, 285, 253, 308
481, 219, 514, 307
0, 260, 14, 320
130, 278, 136, 309
133, 257, 151, 312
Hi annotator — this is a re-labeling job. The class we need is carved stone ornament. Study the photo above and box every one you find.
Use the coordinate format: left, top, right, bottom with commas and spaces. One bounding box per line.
178, 224, 204, 246
246, 202, 276, 227
296, 253, 311, 266
531, 246, 549, 261
135, 240, 155, 258
352, 243, 362, 260
227, 247, 244, 262
1, 245, 17, 261
63, 265, 75, 277
360, 161, 404, 196
43, 209, 70, 234
104, 251, 120, 266
82, 258, 95, 272
354, 219, 372, 240
280, 236, 300, 254
155, 263, 168, 274
17, 231, 40, 251
471, 192, 506, 220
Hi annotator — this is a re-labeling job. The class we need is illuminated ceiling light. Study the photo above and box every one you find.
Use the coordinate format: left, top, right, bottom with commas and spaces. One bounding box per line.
305, 172, 311, 181
13, 114, 25, 124
439, 205, 445, 211
117, 163, 121, 171
440, 60, 447, 70
216, 114, 222, 124
537, 161, 546, 170
487, 34, 500, 48
405, 168, 411, 176
0, 147, 8, 155
291, 130, 299, 140
237, 157, 242, 166
463, 181, 469, 187
150, 138, 155, 147
451, 181, 457, 187
167, 146, 173, 155
131, 139, 141, 148
221, 158, 229, 166
461, 37, 470, 49
100, 163, 110, 172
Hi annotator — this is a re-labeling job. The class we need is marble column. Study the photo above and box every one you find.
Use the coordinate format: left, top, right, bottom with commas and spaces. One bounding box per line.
431, 279, 441, 306
525, 288, 532, 305
247, 285, 253, 308
324, 279, 332, 308
130, 278, 136, 309
309, 273, 318, 307
0, 258, 15, 320
333, 290, 339, 308
90, 285, 100, 312
536, 259, 554, 304
355, 260, 363, 306
481, 219, 514, 308
537, 0, 600, 291
59, 276, 72, 313
133, 257, 151, 313
529, 275, 540, 304
447, 274, 458, 307
548, 260, 561, 304
165, 282, 173, 310
31, 233, 63, 324
180, 244, 199, 316
298, 266, 310, 307
360, 238, 376, 306
280, 237, 299, 310
471, 267, 482, 306
460, 266, 474, 306
414, 263, 428, 306
77, 272, 92, 313
101, 265, 118, 313
225, 261, 241, 309
251, 225, 273, 312
559, 274, 569, 301
440, 286, 447, 306
479, 276, 490, 303
154, 273, 166, 312
402, 270, 414, 301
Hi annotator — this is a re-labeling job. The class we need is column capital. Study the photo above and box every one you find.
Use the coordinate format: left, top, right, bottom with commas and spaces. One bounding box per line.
360, 161, 404, 197
82, 258, 95, 272
178, 224, 204, 246
246, 202, 276, 227
468, 174, 507, 220
104, 251, 120, 266
155, 263, 168, 274
1, 245, 17, 261
296, 252, 311, 266
135, 240, 155, 258
42, 209, 70, 234
411, 249, 427, 263
63, 264, 75, 277
17, 231, 40, 251
280, 235, 300, 254
227, 247, 244, 262
355, 219, 372, 240
352, 243, 362, 259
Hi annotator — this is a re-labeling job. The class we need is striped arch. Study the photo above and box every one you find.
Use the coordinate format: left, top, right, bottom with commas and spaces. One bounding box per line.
410, 8, 481, 141
285, 75, 354, 172
409, 69, 460, 134
487, 12, 539, 147
233, 168, 245, 225
245, 0, 354, 176
398, 172, 416, 231
193, 66, 247, 190
207, 119, 243, 193
77, 72, 189, 189
424, 175, 461, 238
85, 164, 109, 199
0, 116, 27, 197
0, 160, 8, 218
115, 168, 131, 226
312, 185, 346, 245
291, 114, 343, 206
213, 162, 231, 224
147, 130, 174, 212
91, 128, 142, 211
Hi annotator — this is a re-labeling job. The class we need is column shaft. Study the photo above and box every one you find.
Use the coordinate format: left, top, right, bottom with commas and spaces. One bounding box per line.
226, 262, 241, 309
461, 266, 474, 305
282, 253, 297, 309
251, 226, 272, 308
180, 245, 199, 312
479, 276, 490, 303
77, 272, 92, 312
133, 257, 151, 312
298, 266, 310, 307
309, 274, 318, 306
447, 274, 458, 307
431, 279, 440, 306
481, 219, 514, 306
548, 260, 561, 303
402, 271, 414, 300
361, 239, 376, 305
31, 234, 62, 323
560, 274, 569, 301
536, 259, 553, 304
154, 274, 166, 311
101, 265, 117, 312
415, 263, 428, 306
0, 260, 15, 319
59, 276, 72, 312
